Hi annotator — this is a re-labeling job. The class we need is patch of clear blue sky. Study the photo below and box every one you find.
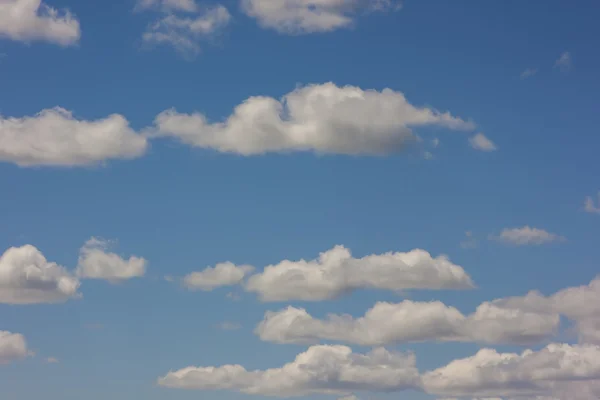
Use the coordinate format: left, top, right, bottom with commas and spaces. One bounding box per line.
0, 0, 599, 399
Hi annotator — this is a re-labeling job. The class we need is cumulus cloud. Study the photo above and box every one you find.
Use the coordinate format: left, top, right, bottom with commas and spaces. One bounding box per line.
0, 331, 29, 364
75, 238, 147, 283
158, 345, 421, 396
584, 192, 600, 214
141, 5, 231, 56
241, 0, 401, 34
245, 245, 474, 302
136, 0, 198, 12
469, 133, 497, 152
256, 299, 559, 346
554, 51, 572, 71
493, 226, 566, 246
0, 245, 80, 304
150, 82, 475, 156
422, 343, 600, 398
183, 262, 254, 291
0, 107, 148, 167
0, 0, 80, 46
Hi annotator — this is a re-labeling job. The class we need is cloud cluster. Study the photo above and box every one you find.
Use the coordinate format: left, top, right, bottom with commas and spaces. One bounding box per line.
0, 107, 148, 167
151, 82, 474, 156
0, 331, 29, 364
0, 0, 80, 46
256, 299, 559, 346
241, 0, 401, 34
0, 245, 80, 304
75, 238, 147, 283
183, 262, 254, 291
158, 345, 421, 396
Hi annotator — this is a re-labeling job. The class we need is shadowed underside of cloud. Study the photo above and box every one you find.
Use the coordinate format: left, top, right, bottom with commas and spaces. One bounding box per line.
150, 82, 475, 156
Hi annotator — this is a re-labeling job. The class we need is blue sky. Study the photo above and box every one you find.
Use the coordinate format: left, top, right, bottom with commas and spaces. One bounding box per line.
1, 1, 600, 399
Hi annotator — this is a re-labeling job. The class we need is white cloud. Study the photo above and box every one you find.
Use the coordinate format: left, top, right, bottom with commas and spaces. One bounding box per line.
75, 238, 147, 283
0, 107, 148, 167
150, 82, 475, 156
256, 299, 558, 346
0, 331, 29, 364
469, 133, 497, 152
45, 356, 59, 363
241, 0, 401, 34
520, 68, 538, 79
422, 343, 600, 398
584, 192, 600, 214
0, 0, 80, 46
554, 51, 572, 71
0, 245, 80, 304
158, 345, 421, 396
246, 245, 474, 302
183, 262, 254, 291
142, 5, 231, 56
136, 0, 198, 12
494, 226, 565, 246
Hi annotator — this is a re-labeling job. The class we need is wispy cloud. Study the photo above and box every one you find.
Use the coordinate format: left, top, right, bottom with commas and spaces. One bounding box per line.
584, 192, 600, 214
520, 68, 538, 79
554, 51, 572, 71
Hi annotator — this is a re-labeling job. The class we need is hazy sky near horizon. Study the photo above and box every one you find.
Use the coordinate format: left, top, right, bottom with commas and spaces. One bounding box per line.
1, 1, 600, 399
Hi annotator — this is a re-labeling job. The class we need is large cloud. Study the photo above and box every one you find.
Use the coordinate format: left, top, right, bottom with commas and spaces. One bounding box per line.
0, 331, 29, 364
245, 245, 474, 302
75, 238, 147, 283
256, 300, 559, 346
422, 343, 600, 398
241, 0, 400, 34
0, 0, 80, 46
158, 345, 421, 396
0, 245, 80, 304
150, 82, 475, 156
183, 262, 254, 291
0, 107, 148, 167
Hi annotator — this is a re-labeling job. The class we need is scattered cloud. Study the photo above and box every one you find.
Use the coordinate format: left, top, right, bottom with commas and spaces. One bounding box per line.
241, 0, 401, 34
0, 107, 148, 167
150, 82, 475, 156
493, 226, 566, 246
554, 51, 572, 71
75, 238, 147, 283
45, 357, 59, 363
158, 345, 420, 395
460, 231, 477, 249
0, 245, 80, 304
0, 0, 80, 46
216, 322, 241, 331
136, 0, 198, 12
0, 331, 29, 364
183, 262, 254, 291
256, 299, 559, 346
469, 133, 497, 152
520, 68, 538, 79
245, 245, 474, 302
584, 192, 600, 214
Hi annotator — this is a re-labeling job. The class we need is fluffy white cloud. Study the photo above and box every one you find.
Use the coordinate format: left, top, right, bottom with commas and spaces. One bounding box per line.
245, 245, 474, 302
422, 343, 600, 398
469, 133, 497, 152
75, 238, 147, 283
0, 107, 148, 167
158, 345, 421, 396
256, 300, 559, 346
584, 192, 600, 214
554, 51, 572, 71
0, 245, 80, 304
183, 262, 254, 291
494, 226, 565, 246
0, 0, 80, 46
150, 82, 475, 156
241, 0, 400, 34
136, 0, 198, 12
142, 5, 231, 56
0, 331, 29, 364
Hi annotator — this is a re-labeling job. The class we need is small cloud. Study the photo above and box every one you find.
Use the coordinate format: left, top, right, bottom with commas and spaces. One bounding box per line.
584, 192, 600, 215
226, 292, 241, 301
492, 226, 566, 246
520, 68, 538, 79
460, 231, 478, 249
431, 138, 440, 148
423, 151, 434, 160
164, 275, 175, 282
554, 51, 572, 71
469, 133, 497, 152
216, 322, 241, 331
45, 357, 59, 364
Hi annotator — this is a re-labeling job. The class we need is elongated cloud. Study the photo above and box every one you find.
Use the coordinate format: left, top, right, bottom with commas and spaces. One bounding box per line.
150, 82, 475, 156
184, 262, 254, 291
0, 0, 80, 46
158, 345, 421, 396
494, 226, 565, 246
0, 331, 29, 364
0, 245, 80, 304
136, 0, 198, 12
75, 238, 147, 282
245, 245, 474, 302
256, 300, 559, 346
0, 107, 148, 167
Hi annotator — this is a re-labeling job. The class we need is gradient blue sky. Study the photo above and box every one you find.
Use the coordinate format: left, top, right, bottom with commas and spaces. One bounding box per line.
1, 1, 600, 399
